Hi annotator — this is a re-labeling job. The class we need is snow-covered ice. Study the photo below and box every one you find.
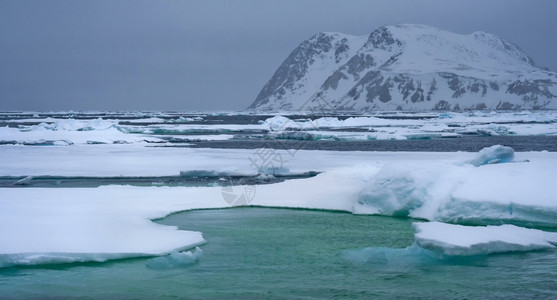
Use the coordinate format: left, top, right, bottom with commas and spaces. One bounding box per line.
355, 146, 557, 226
1, 117, 557, 267
414, 222, 557, 256
0, 146, 555, 267
0, 186, 224, 267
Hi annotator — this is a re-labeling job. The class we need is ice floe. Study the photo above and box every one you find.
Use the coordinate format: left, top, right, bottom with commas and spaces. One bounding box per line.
1, 142, 556, 267
0, 186, 222, 267
414, 222, 557, 256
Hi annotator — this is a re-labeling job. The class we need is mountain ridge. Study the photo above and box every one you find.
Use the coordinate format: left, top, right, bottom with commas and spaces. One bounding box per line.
249, 24, 557, 111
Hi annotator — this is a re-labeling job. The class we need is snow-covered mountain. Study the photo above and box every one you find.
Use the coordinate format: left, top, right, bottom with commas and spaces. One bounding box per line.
249, 24, 557, 111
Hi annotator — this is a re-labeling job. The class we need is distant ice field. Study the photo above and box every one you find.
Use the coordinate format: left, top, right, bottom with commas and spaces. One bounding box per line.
1, 111, 556, 150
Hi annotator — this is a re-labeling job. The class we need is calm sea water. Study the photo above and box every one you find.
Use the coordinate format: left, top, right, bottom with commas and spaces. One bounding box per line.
1, 207, 555, 299
187, 135, 557, 152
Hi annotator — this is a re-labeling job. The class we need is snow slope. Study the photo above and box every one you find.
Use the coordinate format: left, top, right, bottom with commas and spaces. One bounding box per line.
248, 32, 367, 110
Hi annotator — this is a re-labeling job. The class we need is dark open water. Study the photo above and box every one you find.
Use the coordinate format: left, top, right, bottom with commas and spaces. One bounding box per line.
186, 135, 557, 152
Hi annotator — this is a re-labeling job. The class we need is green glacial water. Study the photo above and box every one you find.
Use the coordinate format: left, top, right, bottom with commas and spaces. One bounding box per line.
1, 207, 556, 299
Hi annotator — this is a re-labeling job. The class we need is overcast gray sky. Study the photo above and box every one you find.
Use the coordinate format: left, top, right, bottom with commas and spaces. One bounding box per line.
1, 0, 556, 111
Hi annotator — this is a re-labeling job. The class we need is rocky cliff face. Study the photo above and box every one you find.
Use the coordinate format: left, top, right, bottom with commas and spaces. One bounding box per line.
249, 24, 557, 111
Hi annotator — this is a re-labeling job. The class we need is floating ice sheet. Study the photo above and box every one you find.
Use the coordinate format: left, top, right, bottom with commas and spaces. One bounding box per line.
1, 145, 557, 267
0, 186, 225, 267
414, 222, 557, 256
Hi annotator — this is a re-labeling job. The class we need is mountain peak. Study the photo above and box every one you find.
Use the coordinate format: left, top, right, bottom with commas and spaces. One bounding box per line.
250, 25, 557, 111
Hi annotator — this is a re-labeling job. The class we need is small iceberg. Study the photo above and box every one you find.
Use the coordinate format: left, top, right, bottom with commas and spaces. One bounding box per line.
146, 247, 203, 270
341, 244, 439, 266
469, 145, 515, 167
262, 116, 296, 131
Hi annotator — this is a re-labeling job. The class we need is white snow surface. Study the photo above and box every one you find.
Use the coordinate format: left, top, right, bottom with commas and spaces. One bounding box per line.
0, 186, 221, 267
380, 24, 539, 80
414, 222, 557, 256
1, 145, 557, 266
259, 32, 368, 110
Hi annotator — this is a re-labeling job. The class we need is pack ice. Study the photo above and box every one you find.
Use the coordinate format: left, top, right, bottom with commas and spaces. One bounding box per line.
0, 144, 556, 266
